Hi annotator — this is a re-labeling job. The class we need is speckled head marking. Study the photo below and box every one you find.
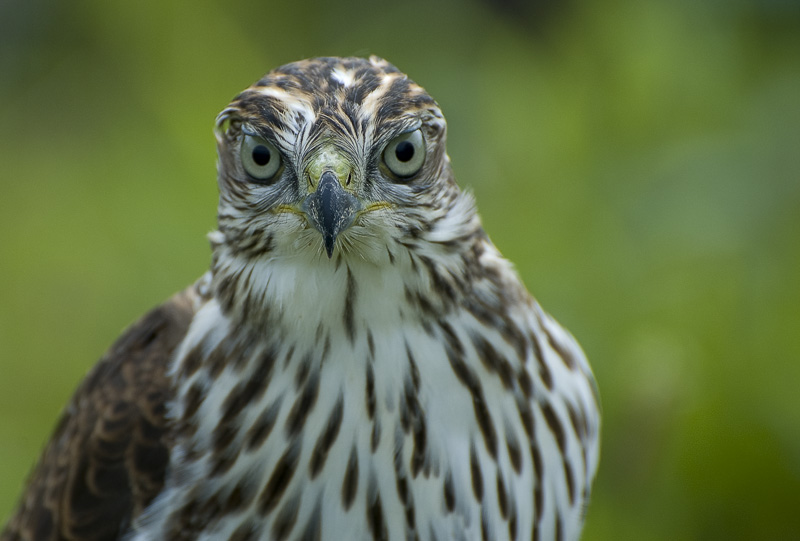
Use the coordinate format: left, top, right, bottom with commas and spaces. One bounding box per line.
213, 56, 455, 258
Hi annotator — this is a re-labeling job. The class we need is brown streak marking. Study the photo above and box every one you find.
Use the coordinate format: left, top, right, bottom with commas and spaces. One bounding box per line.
206, 336, 233, 380
415, 292, 437, 317
298, 500, 322, 541
272, 494, 301, 540
404, 377, 427, 478
517, 400, 535, 440
366, 492, 388, 541
371, 420, 381, 453
470, 333, 514, 390
443, 469, 455, 512
245, 399, 281, 450
366, 363, 375, 420
344, 267, 356, 343
309, 395, 344, 478
506, 430, 523, 474
566, 401, 586, 440
294, 354, 311, 389
182, 382, 204, 422
508, 503, 518, 541
463, 295, 527, 360
542, 403, 566, 454
442, 323, 498, 459
230, 522, 257, 541
555, 512, 563, 541
497, 472, 508, 519
470, 443, 483, 502
532, 445, 543, 524
544, 325, 577, 370
419, 255, 457, 305
529, 330, 553, 390
563, 456, 576, 506
472, 393, 498, 461
285, 371, 320, 438
395, 471, 408, 506
405, 505, 416, 533
219, 346, 276, 429
341, 446, 359, 510
211, 421, 237, 457
257, 443, 300, 515
222, 484, 245, 514
517, 369, 533, 399
405, 343, 421, 390
177, 342, 203, 381
366, 329, 375, 359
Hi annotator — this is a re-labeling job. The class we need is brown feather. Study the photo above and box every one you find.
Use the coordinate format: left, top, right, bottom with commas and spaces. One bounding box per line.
1, 287, 199, 541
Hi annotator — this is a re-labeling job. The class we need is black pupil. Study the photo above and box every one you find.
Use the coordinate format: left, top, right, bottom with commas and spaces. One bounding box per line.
394, 141, 415, 163
252, 145, 271, 166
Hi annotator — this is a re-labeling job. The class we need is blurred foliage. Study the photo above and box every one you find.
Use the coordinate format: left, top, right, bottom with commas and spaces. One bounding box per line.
1, 0, 799, 538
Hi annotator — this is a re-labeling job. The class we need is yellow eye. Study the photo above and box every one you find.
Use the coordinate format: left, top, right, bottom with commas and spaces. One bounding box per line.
382, 129, 425, 179
241, 134, 282, 182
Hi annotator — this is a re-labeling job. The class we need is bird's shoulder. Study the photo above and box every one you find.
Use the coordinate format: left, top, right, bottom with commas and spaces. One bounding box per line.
1, 284, 203, 541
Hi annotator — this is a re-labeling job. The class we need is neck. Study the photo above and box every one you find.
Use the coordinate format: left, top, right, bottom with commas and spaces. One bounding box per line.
208, 229, 491, 343
209, 246, 408, 340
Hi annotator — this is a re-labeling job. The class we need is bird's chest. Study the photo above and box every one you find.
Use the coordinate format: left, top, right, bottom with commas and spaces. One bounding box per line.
131, 298, 535, 541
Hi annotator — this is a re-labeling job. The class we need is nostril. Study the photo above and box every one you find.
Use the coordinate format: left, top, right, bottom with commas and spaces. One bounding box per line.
346, 172, 352, 186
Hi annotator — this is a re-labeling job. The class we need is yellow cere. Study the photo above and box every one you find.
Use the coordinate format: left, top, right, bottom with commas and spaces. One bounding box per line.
360, 202, 394, 214
305, 144, 354, 191
271, 204, 305, 216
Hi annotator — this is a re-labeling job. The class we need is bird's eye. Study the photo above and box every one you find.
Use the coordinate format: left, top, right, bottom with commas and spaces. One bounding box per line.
382, 129, 425, 179
241, 134, 282, 182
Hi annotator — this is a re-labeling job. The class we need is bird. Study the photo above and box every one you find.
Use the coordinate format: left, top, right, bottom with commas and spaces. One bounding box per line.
1, 56, 600, 541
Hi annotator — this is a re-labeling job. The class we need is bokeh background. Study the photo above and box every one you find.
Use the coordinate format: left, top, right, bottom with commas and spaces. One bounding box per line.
1, 0, 799, 538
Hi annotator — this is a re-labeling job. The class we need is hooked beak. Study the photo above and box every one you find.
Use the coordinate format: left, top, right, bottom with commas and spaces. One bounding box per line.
302, 171, 360, 258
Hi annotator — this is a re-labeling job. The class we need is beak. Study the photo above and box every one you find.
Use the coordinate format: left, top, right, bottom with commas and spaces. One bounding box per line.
302, 171, 360, 258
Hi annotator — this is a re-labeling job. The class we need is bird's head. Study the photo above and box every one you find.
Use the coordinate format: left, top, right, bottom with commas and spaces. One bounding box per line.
211, 56, 478, 267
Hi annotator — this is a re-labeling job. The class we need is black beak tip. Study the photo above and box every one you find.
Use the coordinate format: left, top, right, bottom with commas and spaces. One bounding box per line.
324, 235, 335, 258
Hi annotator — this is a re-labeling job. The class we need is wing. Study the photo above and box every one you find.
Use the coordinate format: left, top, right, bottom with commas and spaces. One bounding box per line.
1, 286, 200, 541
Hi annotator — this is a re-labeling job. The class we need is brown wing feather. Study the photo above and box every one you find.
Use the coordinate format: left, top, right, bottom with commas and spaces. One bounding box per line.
1, 286, 199, 541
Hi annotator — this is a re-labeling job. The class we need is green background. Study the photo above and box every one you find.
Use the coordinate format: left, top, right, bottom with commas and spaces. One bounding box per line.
1, 0, 799, 539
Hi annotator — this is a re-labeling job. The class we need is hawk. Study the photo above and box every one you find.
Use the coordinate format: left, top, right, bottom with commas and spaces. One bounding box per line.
2, 56, 600, 541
